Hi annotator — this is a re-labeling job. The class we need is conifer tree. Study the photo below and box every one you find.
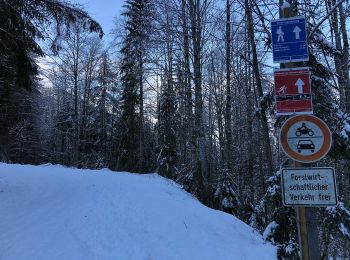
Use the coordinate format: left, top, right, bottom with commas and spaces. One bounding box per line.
250, 169, 298, 258
157, 85, 177, 179
118, 0, 153, 172
0, 0, 103, 162
90, 53, 115, 168
157, 71, 177, 179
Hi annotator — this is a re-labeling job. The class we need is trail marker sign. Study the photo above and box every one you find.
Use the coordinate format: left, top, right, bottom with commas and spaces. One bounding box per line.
280, 115, 332, 163
281, 167, 338, 207
271, 16, 308, 63
274, 67, 312, 116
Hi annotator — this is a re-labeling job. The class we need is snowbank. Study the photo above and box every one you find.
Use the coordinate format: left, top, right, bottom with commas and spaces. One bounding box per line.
0, 163, 276, 259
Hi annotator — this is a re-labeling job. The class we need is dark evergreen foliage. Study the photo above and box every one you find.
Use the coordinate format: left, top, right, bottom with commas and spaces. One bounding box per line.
251, 169, 299, 259
157, 73, 177, 179
118, 42, 140, 171
319, 202, 350, 258
0, 0, 103, 163
214, 173, 240, 216
117, 0, 154, 172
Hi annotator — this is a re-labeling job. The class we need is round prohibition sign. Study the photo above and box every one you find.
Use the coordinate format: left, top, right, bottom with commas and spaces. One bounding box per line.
280, 115, 332, 163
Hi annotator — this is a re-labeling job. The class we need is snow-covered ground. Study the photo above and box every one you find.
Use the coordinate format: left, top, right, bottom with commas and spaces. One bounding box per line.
0, 163, 276, 260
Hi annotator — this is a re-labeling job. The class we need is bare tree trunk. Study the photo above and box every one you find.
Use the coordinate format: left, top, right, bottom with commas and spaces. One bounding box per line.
328, 0, 346, 108
181, 0, 194, 164
80, 51, 95, 158
207, 64, 215, 180
338, 3, 350, 112
244, 26, 255, 201
245, 0, 273, 176
139, 45, 144, 172
209, 54, 225, 164
225, 0, 234, 175
189, 0, 208, 199
72, 30, 80, 165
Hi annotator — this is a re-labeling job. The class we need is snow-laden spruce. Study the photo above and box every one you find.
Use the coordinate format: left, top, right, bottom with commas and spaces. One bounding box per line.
0, 163, 276, 260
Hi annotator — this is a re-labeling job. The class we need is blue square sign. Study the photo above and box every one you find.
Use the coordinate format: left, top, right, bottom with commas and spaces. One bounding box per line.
271, 16, 309, 63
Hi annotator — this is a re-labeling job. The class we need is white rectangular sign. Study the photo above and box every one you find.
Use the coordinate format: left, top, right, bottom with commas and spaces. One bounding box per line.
281, 167, 337, 207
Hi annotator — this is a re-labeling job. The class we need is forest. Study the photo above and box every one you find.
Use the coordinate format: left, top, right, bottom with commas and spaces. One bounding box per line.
0, 0, 350, 258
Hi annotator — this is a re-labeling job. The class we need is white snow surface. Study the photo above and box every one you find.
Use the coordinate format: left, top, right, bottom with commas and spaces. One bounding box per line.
314, 32, 339, 53
280, 1, 291, 9
0, 163, 276, 260
339, 223, 349, 237
263, 221, 278, 241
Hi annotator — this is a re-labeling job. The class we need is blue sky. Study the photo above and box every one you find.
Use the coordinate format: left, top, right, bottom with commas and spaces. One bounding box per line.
72, 0, 124, 37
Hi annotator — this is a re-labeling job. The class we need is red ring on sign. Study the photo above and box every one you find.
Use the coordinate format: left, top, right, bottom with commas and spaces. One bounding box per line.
280, 115, 332, 163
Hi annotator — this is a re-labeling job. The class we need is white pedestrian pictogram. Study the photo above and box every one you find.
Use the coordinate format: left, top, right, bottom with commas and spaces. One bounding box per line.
277, 85, 287, 94
295, 78, 305, 94
293, 26, 301, 40
276, 26, 284, 42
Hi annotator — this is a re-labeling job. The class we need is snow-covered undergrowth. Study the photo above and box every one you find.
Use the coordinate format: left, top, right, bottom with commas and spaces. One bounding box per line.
0, 163, 276, 260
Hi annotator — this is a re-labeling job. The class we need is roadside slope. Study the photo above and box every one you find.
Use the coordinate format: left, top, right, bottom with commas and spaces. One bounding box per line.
0, 163, 276, 260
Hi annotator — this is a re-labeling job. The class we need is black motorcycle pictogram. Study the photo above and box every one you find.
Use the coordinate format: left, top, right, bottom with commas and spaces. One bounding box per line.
295, 123, 314, 137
